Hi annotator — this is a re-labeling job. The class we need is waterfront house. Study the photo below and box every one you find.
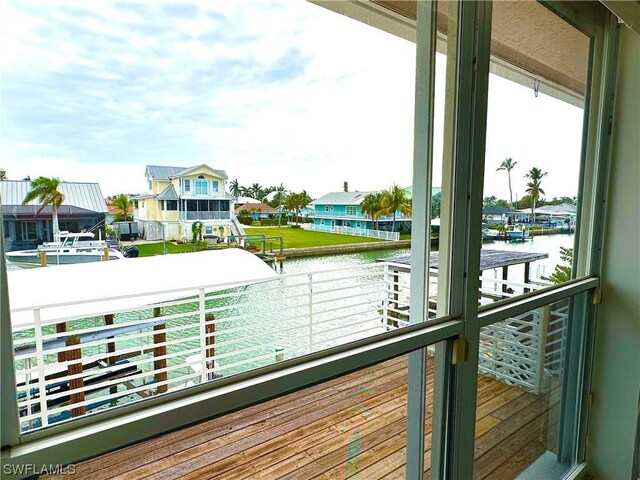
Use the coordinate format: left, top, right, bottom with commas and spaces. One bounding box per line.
0, 180, 108, 251
310, 190, 413, 232
235, 202, 276, 220
131, 165, 239, 241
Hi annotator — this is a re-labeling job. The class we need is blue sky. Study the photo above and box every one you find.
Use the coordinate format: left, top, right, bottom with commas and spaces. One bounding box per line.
1, 0, 584, 200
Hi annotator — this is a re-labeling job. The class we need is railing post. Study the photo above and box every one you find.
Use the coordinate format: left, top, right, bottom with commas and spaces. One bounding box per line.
308, 274, 313, 353
199, 289, 207, 384
33, 309, 49, 428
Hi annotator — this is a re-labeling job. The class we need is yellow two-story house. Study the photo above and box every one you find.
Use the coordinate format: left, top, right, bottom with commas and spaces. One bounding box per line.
133, 164, 239, 241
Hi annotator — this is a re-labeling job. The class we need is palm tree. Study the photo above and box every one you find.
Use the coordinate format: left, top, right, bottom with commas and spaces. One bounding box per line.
22, 176, 65, 239
360, 192, 384, 230
0, 169, 6, 180
112, 194, 133, 221
496, 157, 518, 208
524, 167, 548, 223
284, 191, 310, 226
229, 179, 242, 197
380, 185, 412, 233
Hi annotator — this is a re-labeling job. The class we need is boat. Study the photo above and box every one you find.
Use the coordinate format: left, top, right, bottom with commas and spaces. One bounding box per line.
5, 231, 126, 268
505, 226, 530, 240
482, 228, 502, 240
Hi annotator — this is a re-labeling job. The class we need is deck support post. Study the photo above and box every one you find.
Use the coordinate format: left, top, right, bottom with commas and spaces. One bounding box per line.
502, 266, 509, 293
153, 307, 168, 394
104, 314, 117, 365
534, 305, 551, 394
524, 262, 531, 293
39, 250, 47, 267
66, 335, 86, 417
205, 314, 216, 381
56, 323, 67, 364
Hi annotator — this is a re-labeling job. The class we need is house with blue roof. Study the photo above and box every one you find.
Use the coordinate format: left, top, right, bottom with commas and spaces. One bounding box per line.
132, 164, 241, 241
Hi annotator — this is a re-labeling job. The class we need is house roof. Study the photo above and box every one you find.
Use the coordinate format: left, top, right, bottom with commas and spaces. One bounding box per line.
235, 196, 261, 205
156, 184, 179, 201
170, 164, 228, 180
530, 204, 577, 215
0, 180, 108, 213
310, 191, 375, 206
145, 165, 228, 181
235, 202, 276, 214
144, 163, 228, 181
482, 205, 517, 215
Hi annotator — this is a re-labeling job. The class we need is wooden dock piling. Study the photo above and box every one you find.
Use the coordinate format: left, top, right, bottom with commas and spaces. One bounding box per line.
66, 335, 86, 417
205, 314, 216, 381
153, 307, 168, 393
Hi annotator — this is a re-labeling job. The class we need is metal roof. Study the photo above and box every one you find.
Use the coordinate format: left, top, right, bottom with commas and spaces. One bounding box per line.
145, 165, 228, 181
0, 180, 108, 213
156, 184, 179, 201
482, 205, 517, 215
145, 165, 185, 181
310, 191, 375, 206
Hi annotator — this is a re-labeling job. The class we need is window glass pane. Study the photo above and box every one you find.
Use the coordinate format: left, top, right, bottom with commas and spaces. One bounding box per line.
474, 291, 590, 478
477, 1, 590, 302
57, 354, 417, 477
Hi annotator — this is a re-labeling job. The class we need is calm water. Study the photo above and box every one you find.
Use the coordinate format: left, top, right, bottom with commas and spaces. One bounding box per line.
284, 233, 574, 281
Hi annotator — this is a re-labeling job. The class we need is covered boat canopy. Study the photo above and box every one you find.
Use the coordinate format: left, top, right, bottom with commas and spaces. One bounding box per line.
8, 249, 278, 331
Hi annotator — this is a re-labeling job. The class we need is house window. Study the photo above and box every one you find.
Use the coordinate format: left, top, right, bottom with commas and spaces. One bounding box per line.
324, 205, 333, 212
195, 176, 208, 195
345, 206, 357, 216
166, 200, 177, 210
204, 226, 213, 235
212, 180, 219, 193
184, 179, 191, 192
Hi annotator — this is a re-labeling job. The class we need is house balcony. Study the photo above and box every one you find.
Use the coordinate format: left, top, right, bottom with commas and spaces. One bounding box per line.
180, 211, 231, 221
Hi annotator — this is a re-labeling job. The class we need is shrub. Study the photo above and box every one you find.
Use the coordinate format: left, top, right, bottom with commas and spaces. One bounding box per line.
259, 218, 288, 226
237, 216, 253, 225
290, 224, 301, 229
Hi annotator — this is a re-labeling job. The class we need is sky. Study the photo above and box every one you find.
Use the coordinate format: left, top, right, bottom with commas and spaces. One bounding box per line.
0, 0, 585, 201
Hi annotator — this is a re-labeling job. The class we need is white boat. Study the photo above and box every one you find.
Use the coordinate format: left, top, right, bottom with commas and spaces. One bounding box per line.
5, 231, 126, 268
482, 228, 502, 240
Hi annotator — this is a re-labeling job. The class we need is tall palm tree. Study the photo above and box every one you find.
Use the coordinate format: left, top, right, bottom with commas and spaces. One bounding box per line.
380, 185, 412, 233
112, 194, 133, 221
229, 179, 242, 197
22, 176, 65, 239
496, 157, 518, 208
524, 167, 548, 223
360, 192, 384, 230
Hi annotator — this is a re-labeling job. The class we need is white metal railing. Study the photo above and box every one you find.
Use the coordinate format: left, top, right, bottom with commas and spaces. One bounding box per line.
10, 261, 564, 432
12, 262, 389, 432
302, 223, 400, 241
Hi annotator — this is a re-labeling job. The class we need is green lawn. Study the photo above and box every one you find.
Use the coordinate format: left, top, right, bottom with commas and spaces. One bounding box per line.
131, 242, 219, 257
241, 226, 385, 249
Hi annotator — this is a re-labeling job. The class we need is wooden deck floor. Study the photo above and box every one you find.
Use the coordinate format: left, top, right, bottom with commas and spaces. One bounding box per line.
48, 356, 557, 480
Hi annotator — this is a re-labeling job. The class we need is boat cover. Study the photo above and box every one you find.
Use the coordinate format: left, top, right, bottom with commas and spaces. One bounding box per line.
8, 249, 278, 331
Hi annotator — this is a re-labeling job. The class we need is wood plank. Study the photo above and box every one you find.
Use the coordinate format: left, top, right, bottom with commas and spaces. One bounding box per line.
69, 356, 408, 477
144, 381, 410, 480
44, 359, 559, 480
